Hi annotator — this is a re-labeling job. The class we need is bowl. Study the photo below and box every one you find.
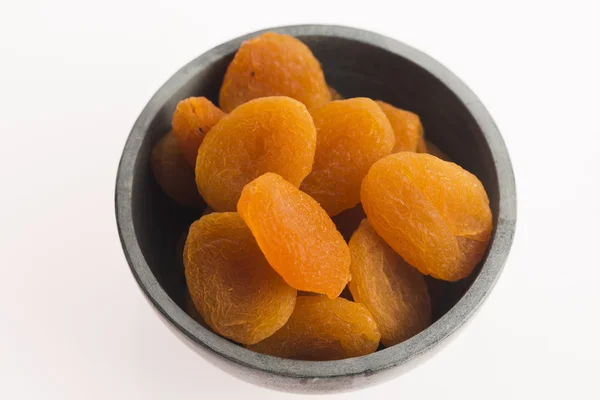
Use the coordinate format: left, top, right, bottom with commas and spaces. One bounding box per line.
115, 24, 516, 393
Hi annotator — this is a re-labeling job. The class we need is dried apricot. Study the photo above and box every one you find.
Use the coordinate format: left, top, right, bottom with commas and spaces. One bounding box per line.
247, 296, 380, 360
237, 173, 350, 298
219, 32, 330, 112
376, 101, 424, 153
349, 219, 431, 346
331, 203, 367, 242
361, 153, 492, 281
184, 212, 296, 344
150, 131, 202, 207
297, 291, 321, 297
171, 97, 225, 167
300, 98, 395, 216
196, 97, 316, 211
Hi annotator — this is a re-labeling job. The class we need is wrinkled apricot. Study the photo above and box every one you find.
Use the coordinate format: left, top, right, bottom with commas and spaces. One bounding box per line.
361, 153, 492, 281
329, 86, 343, 100
171, 97, 225, 167
247, 296, 380, 360
150, 131, 202, 207
184, 212, 296, 344
196, 97, 316, 211
425, 140, 451, 161
376, 101, 424, 153
349, 219, 431, 346
331, 203, 367, 242
219, 32, 330, 112
300, 98, 395, 216
297, 291, 321, 297
237, 173, 351, 298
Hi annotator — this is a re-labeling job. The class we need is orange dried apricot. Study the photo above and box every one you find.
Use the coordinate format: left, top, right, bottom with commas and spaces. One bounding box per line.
247, 296, 380, 360
376, 101, 424, 153
237, 173, 351, 298
196, 97, 316, 211
184, 212, 296, 345
349, 219, 431, 346
300, 98, 395, 216
361, 152, 492, 281
425, 140, 451, 161
171, 97, 225, 167
150, 131, 202, 207
297, 291, 321, 297
331, 203, 367, 242
219, 32, 330, 112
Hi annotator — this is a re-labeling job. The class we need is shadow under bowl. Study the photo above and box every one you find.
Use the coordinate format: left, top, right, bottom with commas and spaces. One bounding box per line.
115, 24, 516, 393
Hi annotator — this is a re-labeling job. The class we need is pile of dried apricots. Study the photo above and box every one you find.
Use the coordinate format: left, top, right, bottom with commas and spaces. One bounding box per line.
151, 32, 493, 361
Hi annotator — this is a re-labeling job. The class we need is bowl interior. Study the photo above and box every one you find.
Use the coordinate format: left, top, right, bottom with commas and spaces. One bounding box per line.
129, 32, 499, 342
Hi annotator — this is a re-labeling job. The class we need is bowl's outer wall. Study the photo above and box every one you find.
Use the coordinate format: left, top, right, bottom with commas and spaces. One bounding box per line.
115, 25, 516, 393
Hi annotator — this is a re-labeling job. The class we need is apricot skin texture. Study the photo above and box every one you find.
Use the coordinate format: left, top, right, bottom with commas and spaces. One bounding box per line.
300, 98, 395, 216
171, 97, 225, 167
247, 296, 380, 361
183, 212, 297, 345
349, 219, 431, 346
196, 96, 316, 212
376, 101, 424, 153
361, 153, 493, 281
237, 173, 351, 298
219, 32, 331, 112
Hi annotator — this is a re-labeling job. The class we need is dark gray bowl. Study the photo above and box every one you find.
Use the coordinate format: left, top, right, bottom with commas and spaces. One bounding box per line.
115, 25, 516, 393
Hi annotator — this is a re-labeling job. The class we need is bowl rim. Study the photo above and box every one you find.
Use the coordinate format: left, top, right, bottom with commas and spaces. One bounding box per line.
115, 24, 516, 380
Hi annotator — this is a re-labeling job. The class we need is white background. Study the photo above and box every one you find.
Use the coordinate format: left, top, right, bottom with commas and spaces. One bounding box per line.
1, 0, 599, 399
